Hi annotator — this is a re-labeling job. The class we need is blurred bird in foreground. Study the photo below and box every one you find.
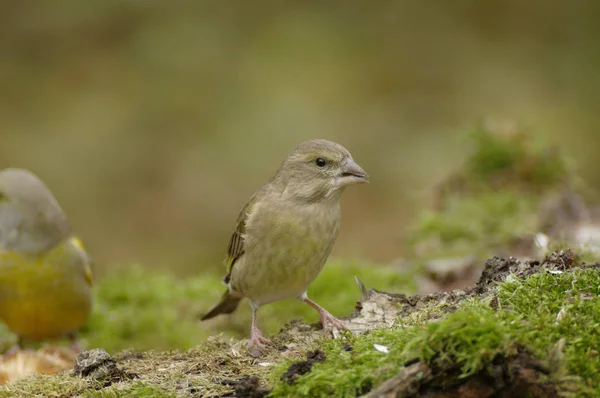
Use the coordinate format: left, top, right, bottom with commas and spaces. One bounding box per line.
0, 169, 93, 354
201, 139, 368, 347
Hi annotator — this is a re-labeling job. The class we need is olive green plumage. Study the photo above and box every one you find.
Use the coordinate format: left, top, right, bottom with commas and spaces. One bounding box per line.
202, 139, 368, 347
0, 168, 93, 345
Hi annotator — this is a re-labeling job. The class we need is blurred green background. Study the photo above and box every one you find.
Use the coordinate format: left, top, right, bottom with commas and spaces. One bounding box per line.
2, 1, 600, 277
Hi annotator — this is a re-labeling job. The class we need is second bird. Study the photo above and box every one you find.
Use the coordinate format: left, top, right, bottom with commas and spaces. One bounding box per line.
201, 139, 369, 347
0, 168, 93, 352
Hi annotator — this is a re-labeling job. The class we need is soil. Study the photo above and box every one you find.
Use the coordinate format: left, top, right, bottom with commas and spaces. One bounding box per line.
221, 376, 271, 398
280, 350, 326, 384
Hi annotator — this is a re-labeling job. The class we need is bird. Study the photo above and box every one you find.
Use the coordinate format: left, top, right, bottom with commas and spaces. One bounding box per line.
0, 168, 93, 353
201, 139, 368, 347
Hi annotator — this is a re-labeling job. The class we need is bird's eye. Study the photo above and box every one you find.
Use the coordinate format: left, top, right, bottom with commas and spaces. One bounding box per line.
315, 158, 327, 167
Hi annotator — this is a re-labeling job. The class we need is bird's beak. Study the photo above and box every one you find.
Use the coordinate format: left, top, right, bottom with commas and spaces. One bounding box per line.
339, 158, 369, 185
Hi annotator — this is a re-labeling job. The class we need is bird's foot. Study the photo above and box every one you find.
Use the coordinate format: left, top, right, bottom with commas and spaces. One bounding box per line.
319, 309, 346, 331
300, 296, 346, 333
248, 326, 271, 349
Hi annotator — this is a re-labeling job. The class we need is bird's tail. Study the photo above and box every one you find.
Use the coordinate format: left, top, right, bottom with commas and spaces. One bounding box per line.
200, 290, 242, 320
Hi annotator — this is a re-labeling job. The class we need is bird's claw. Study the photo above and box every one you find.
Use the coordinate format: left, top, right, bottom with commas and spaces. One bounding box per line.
248, 326, 271, 349
320, 311, 346, 332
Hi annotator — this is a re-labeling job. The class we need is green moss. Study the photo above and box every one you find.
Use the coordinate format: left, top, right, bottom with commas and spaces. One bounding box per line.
465, 125, 570, 189
411, 191, 538, 256
270, 306, 510, 397
269, 328, 418, 397
466, 126, 524, 181
81, 265, 225, 353
268, 268, 600, 397
402, 301, 512, 377
409, 126, 575, 261
498, 268, 600, 395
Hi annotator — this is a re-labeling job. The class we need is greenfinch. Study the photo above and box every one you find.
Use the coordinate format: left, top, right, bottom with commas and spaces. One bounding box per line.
201, 139, 368, 347
0, 168, 93, 351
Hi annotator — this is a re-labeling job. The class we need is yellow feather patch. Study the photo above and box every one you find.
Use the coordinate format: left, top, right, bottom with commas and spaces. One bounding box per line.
226, 256, 235, 273
70, 237, 93, 286
83, 263, 93, 287
70, 237, 86, 251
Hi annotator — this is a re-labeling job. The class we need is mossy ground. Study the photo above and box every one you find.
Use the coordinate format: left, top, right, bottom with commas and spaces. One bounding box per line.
0, 259, 415, 397
2, 258, 600, 397
270, 265, 600, 397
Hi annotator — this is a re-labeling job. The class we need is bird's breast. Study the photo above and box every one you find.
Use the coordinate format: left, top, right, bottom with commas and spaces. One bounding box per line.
231, 201, 341, 304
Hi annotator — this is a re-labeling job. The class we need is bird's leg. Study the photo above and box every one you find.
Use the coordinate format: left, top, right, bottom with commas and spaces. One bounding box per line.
248, 302, 270, 348
67, 333, 83, 352
300, 294, 346, 330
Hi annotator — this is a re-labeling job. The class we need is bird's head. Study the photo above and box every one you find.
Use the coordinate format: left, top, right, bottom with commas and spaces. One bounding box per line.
0, 168, 71, 253
275, 139, 369, 202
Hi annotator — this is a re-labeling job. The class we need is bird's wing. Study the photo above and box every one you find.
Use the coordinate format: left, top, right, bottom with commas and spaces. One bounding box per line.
222, 192, 260, 284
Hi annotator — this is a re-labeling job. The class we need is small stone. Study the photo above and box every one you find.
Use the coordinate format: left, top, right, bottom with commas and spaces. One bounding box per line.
373, 344, 390, 354
72, 348, 129, 385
